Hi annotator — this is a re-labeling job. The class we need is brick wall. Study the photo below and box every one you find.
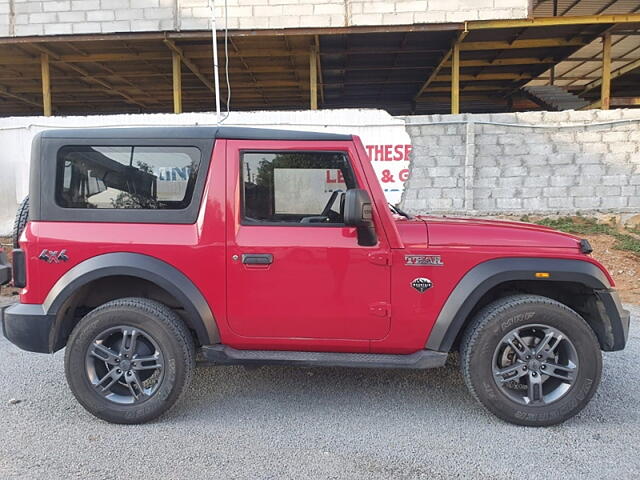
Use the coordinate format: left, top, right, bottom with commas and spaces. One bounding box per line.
2, 0, 530, 37
401, 109, 640, 215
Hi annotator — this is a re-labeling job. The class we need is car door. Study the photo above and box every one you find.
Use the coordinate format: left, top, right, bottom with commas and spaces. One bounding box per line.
225, 139, 391, 343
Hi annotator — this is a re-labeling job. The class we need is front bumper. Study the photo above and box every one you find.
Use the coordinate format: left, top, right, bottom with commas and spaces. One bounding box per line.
596, 289, 630, 351
1, 303, 55, 353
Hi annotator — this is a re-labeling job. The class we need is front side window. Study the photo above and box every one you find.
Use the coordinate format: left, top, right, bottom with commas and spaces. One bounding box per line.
55, 145, 201, 209
241, 151, 356, 225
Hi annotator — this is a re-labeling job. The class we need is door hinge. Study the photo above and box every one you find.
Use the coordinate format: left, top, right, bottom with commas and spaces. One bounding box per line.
369, 302, 391, 318
368, 251, 391, 266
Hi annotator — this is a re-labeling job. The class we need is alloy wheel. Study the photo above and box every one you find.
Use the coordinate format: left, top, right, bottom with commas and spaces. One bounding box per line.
85, 325, 165, 405
492, 324, 579, 406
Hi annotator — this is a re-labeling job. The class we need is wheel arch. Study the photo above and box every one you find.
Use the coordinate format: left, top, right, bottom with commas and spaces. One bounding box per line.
45, 252, 219, 351
425, 257, 624, 353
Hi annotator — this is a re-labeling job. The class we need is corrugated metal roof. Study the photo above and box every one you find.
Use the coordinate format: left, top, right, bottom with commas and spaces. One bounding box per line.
534, 0, 640, 16
0, 5, 636, 116
530, 0, 640, 100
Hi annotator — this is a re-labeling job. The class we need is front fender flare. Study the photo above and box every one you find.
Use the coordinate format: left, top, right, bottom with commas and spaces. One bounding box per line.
425, 257, 612, 352
44, 252, 219, 347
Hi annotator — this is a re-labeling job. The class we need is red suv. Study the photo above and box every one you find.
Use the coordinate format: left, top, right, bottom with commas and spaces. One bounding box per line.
0, 127, 629, 426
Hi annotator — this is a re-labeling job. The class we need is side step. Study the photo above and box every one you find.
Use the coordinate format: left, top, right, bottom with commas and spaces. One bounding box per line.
199, 345, 448, 369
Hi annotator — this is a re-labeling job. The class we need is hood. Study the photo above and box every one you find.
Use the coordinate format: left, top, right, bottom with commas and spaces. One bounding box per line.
417, 216, 582, 250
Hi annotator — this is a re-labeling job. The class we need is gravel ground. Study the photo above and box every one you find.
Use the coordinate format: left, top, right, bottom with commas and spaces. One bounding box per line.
0, 297, 638, 480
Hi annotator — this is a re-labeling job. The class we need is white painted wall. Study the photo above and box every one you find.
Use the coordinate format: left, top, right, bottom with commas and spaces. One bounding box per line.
0, 109, 410, 235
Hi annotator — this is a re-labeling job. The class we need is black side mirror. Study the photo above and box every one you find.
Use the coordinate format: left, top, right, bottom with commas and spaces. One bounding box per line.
344, 189, 377, 246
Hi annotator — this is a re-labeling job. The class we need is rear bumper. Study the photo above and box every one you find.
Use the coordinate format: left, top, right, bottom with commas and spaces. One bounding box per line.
1, 303, 54, 353
596, 289, 630, 351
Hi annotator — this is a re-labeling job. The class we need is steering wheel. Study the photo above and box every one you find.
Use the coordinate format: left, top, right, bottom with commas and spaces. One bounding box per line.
321, 191, 341, 217
299, 191, 343, 224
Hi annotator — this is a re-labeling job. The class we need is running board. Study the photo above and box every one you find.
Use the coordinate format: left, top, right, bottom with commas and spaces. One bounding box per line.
199, 345, 448, 369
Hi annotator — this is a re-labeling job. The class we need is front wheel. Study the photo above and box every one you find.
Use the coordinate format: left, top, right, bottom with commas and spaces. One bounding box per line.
460, 294, 602, 426
65, 297, 195, 424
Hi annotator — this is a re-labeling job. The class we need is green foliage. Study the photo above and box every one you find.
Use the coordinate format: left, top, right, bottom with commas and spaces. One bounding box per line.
629, 224, 640, 236
534, 216, 640, 257
255, 159, 274, 188
535, 216, 612, 235
611, 232, 640, 256
111, 191, 160, 209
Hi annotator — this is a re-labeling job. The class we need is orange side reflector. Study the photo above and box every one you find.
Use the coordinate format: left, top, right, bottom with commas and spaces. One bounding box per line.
535, 272, 551, 278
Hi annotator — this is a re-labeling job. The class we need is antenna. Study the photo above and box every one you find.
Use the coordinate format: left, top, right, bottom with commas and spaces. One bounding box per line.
210, 0, 221, 123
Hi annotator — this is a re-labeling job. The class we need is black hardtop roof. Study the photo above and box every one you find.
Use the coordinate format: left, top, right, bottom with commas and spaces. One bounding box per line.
38, 126, 352, 141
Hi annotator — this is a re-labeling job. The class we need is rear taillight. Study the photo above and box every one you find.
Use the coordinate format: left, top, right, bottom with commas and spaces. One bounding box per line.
12, 249, 26, 288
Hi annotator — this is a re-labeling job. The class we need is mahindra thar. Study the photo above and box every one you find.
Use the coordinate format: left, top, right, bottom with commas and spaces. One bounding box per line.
0, 127, 629, 426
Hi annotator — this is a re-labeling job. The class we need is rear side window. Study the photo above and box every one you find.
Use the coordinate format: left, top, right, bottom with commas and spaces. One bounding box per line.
55, 145, 201, 209
241, 151, 357, 225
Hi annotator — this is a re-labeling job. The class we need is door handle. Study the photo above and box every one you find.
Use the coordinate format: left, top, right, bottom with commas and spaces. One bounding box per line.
242, 253, 273, 265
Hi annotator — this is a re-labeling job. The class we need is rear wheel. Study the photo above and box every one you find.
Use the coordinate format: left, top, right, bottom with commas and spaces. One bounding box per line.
65, 297, 195, 424
460, 294, 602, 426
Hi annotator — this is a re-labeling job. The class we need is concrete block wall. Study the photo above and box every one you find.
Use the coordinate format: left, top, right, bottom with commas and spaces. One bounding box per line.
402, 122, 468, 211
3, 0, 530, 37
0, 0, 11, 37
9, 0, 179, 35
347, 0, 529, 25
401, 109, 640, 215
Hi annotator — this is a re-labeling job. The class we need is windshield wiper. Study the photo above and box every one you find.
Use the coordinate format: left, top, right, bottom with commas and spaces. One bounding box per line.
389, 203, 412, 219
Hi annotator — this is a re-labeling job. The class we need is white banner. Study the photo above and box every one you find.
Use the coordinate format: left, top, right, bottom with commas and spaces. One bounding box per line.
0, 109, 411, 234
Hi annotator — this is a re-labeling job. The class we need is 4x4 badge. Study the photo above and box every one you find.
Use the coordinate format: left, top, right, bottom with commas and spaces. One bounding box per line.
411, 278, 433, 293
39, 249, 69, 264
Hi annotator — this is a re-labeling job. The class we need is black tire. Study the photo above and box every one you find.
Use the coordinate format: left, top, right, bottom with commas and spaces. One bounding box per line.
460, 294, 602, 427
12, 196, 29, 248
64, 297, 195, 424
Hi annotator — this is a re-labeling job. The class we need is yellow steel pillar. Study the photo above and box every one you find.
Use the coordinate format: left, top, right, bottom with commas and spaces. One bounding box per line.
601, 33, 612, 110
310, 46, 318, 110
40, 53, 52, 117
451, 41, 460, 114
172, 51, 182, 114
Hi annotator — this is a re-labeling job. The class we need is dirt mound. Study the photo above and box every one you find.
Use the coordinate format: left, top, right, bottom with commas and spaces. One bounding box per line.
584, 233, 640, 304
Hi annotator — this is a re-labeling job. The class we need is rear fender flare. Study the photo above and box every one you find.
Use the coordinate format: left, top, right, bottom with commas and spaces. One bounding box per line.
44, 252, 219, 347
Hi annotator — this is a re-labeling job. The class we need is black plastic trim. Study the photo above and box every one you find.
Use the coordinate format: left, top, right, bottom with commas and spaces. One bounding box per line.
200, 345, 448, 369
239, 149, 357, 227
426, 258, 616, 352
2, 303, 55, 353
0, 251, 10, 286
242, 254, 273, 265
594, 288, 630, 351
239, 221, 348, 229
580, 239, 593, 254
39, 126, 352, 141
31, 135, 214, 224
43, 252, 219, 348
32, 128, 352, 223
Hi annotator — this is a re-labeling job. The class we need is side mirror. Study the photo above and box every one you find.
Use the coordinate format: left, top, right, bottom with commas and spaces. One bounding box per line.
344, 189, 377, 246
